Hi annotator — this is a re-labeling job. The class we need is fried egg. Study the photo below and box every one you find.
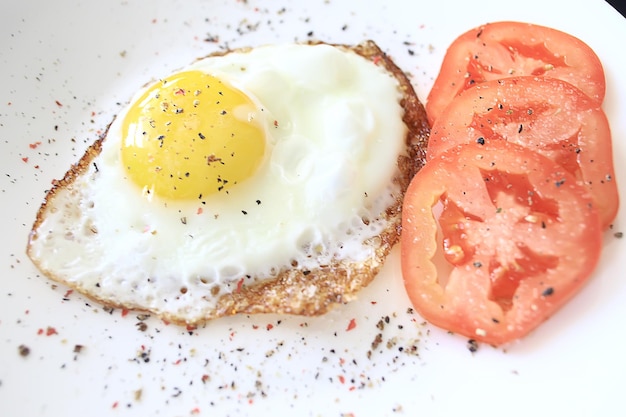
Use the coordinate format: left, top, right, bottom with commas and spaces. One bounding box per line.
27, 42, 413, 323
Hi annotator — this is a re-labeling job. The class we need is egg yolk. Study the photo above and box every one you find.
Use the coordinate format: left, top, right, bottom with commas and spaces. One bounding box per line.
121, 70, 266, 200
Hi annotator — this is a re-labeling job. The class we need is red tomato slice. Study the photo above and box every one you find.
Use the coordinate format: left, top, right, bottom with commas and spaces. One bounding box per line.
426, 21, 606, 126
401, 140, 603, 346
427, 76, 618, 229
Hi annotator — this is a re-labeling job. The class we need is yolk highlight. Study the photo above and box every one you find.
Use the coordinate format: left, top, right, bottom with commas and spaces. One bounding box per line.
121, 70, 266, 200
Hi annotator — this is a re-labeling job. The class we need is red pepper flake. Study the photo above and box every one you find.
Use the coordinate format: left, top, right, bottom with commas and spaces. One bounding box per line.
372, 55, 382, 65
45, 326, 58, 336
37, 328, 44, 335
235, 278, 244, 293
371, 301, 377, 305
201, 374, 209, 384
252, 324, 259, 330
338, 375, 345, 384
174, 88, 186, 96
346, 318, 357, 331
64, 289, 74, 298
121, 308, 129, 317
197, 207, 203, 215
349, 386, 356, 391
162, 319, 171, 325
191, 407, 201, 415
273, 120, 279, 127
173, 359, 182, 365
21, 157, 29, 163
112, 401, 119, 409
186, 324, 197, 332
266, 323, 273, 331
29, 141, 42, 149
55, 100, 63, 107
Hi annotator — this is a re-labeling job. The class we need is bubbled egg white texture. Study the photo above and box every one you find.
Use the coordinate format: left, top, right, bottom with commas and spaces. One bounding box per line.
27, 43, 407, 321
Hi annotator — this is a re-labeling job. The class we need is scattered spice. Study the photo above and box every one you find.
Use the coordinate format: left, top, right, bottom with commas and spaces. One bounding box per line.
346, 318, 357, 331
467, 339, 479, 353
18, 344, 30, 357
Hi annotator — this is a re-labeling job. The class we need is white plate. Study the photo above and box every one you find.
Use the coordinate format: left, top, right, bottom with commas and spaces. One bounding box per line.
1, 1, 625, 416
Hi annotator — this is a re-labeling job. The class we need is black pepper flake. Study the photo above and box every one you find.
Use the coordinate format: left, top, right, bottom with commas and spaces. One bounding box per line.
518, 124, 523, 133
220, 110, 227, 115
542, 287, 554, 297
256, 199, 261, 205
476, 137, 485, 145
614, 232, 623, 238
18, 344, 30, 357
371, 333, 383, 351
241, 210, 248, 215
555, 179, 566, 187
467, 339, 479, 353
136, 322, 148, 332
198, 132, 206, 140
473, 261, 482, 268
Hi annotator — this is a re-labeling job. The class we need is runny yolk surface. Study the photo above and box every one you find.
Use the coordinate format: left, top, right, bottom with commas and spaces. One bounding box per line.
121, 70, 266, 200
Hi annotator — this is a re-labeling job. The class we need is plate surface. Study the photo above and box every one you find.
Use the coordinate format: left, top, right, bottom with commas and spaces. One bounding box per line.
1, 1, 625, 416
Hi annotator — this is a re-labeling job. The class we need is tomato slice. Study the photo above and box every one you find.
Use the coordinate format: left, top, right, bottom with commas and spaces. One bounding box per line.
427, 76, 618, 229
425, 21, 606, 126
401, 140, 603, 346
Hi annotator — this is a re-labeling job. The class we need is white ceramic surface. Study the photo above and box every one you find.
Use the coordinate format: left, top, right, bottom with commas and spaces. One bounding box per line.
1, 1, 625, 416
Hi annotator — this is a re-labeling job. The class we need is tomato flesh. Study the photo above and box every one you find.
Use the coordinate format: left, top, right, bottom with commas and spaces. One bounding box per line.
426, 21, 606, 126
401, 141, 602, 345
428, 76, 618, 229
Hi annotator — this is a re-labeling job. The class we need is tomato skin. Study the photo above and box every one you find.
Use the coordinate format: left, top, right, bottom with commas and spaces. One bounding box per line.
401, 141, 602, 346
426, 21, 606, 126
427, 76, 618, 230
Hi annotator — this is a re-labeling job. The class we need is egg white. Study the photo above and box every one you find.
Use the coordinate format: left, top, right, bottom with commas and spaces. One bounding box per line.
28, 43, 407, 321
